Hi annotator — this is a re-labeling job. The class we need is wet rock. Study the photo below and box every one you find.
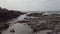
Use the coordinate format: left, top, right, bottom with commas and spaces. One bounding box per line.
0, 32, 1, 34
0, 24, 9, 31
27, 12, 44, 17
0, 7, 27, 34
0, 7, 26, 23
47, 32, 51, 34
10, 29, 15, 33
33, 28, 38, 32
3, 24, 9, 30
17, 20, 28, 23
50, 21, 60, 34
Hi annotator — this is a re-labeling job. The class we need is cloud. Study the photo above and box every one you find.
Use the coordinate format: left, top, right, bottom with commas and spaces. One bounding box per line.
0, 0, 60, 11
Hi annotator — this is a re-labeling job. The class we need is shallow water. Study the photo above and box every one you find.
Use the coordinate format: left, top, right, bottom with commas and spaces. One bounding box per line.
2, 13, 33, 34
2, 13, 52, 34
2, 23, 33, 34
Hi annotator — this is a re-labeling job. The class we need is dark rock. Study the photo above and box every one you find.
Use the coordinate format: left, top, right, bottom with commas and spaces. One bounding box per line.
10, 29, 15, 33
27, 12, 44, 17
0, 7, 26, 33
28, 24, 31, 26
0, 7, 26, 23
3, 24, 9, 30
0, 32, 1, 34
47, 32, 51, 34
0, 24, 9, 31
17, 20, 28, 23
33, 28, 37, 32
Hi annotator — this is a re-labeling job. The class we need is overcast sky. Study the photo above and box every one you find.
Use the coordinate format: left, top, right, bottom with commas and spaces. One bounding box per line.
0, 0, 60, 11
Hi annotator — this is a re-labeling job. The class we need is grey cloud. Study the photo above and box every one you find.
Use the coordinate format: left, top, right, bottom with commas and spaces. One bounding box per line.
0, 0, 60, 11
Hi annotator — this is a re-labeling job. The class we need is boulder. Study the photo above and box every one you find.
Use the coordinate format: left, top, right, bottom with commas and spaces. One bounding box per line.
10, 29, 15, 33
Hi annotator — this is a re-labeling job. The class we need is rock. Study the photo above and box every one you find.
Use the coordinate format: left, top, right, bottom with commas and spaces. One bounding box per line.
0, 7, 26, 23
17, 20, 28, 23
3, 24, 9, 30
0, 7, 26, 33
27, 12, 44, 17
10, 29, 15, 33
0, 24, 9, 31
0, 32, 1, 34
47, 32, 51, 34
33, 28, 38, 32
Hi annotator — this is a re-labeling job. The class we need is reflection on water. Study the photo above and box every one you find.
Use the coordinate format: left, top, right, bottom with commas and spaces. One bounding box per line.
2, 23, 33, 34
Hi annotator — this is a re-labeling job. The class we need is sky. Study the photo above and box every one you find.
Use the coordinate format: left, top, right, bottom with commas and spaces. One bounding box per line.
0, 0, 60, 11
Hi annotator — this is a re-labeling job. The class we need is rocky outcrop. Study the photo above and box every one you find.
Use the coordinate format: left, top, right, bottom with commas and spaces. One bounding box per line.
0, 23, 9, 30
0, 7, 26, 23
27, 12, 44, 17
0, 7, 26, 34
0, 7, 60, 34
17, 13, 60, 33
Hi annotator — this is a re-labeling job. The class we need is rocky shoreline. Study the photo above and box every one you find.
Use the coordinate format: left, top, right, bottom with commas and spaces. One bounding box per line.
0, 7, 60, 34
0, 7, 26, 34
17, 13, 60, 34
